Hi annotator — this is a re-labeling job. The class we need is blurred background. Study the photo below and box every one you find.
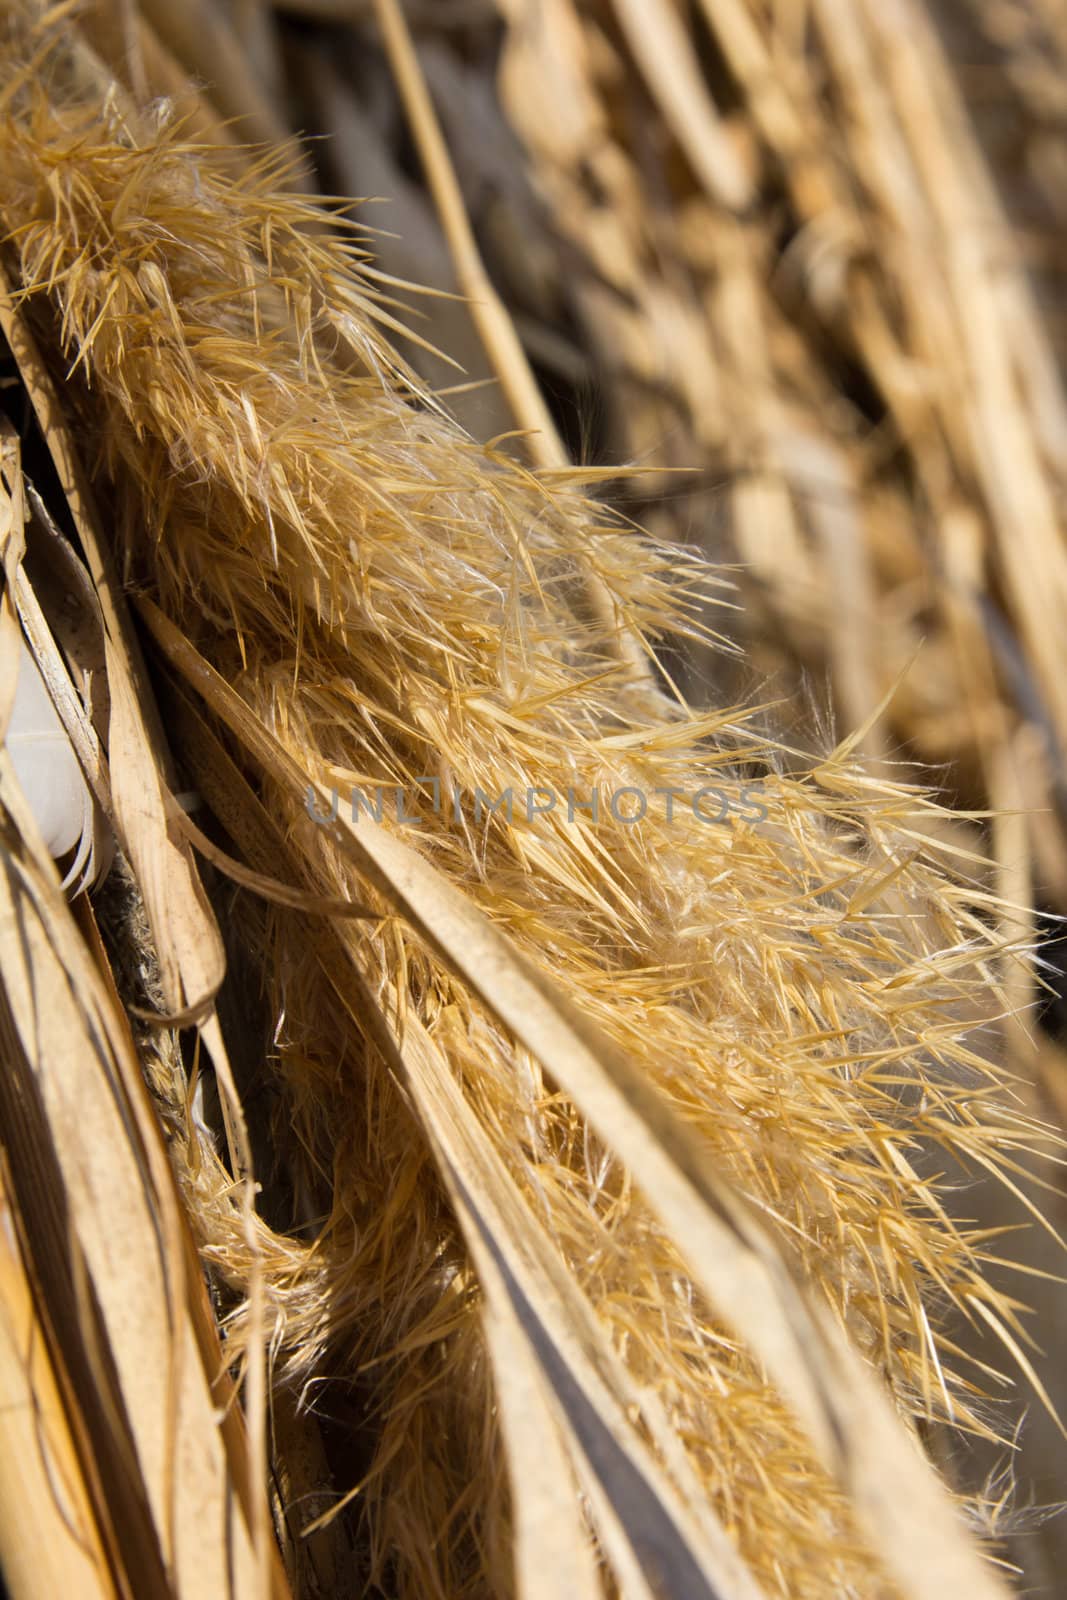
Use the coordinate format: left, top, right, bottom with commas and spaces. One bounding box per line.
101, 0, 1067, 1588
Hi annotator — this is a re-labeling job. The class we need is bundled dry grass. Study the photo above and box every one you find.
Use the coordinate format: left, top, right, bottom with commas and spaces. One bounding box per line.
1, 3, 1066, 1598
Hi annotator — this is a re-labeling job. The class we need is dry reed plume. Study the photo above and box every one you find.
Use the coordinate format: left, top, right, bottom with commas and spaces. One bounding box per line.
0, 4, 1062, 1599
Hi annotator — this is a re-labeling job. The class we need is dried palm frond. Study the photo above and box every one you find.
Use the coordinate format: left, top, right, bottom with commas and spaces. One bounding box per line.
0, 4, 1062, 1599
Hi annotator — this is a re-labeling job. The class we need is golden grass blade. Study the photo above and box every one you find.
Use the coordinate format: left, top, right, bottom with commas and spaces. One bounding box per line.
370, 0, 567, 472
173, 805, 378, 919
475, 1259, 604, 1600
0, 413, 105, 888
12, 565, 110, 891
394, 1012, 768, 1600
610, 0, 753, 212
0, 264, 273, 1584
0, 415, 25, 742
370, 0, 655, 689
14, 564, 110, 812
0, 266, 225, 1015
0, 752, 285, 1599
0, 1163, 116, 1600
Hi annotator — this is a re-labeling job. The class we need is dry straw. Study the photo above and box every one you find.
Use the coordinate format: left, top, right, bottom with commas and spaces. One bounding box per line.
0, 2, 1062, 1598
